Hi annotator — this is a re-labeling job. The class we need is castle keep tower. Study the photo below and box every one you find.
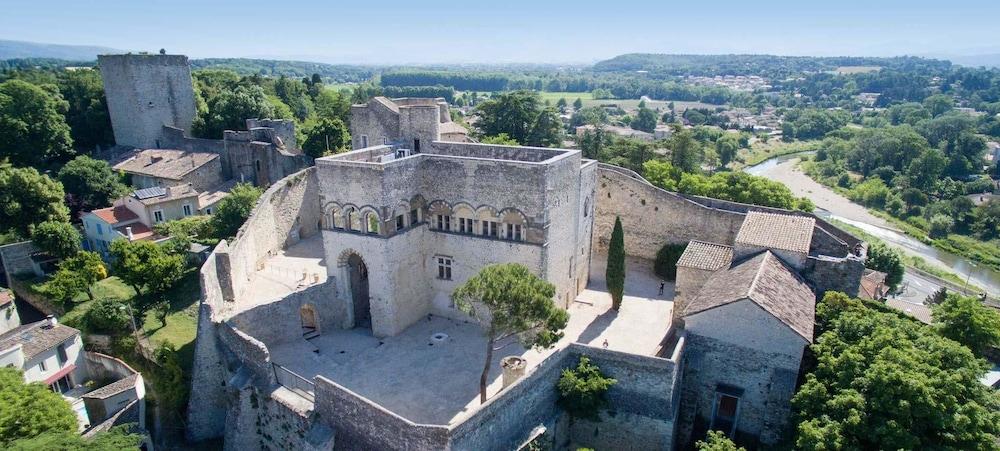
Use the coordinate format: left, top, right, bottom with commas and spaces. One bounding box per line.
99, 54, 197, 149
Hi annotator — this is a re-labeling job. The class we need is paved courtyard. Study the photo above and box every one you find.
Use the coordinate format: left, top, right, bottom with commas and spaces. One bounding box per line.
269, 254, 673, 425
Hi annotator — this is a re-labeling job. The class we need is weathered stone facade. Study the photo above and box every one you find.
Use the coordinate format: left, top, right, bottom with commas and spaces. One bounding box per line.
186, 99, 867, 450
99, 54, 197, 149
350, 97, 468, 150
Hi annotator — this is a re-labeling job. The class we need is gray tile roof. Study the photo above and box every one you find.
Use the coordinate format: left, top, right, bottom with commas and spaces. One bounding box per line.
735, 211, 814, 254
113, 149, 218, 181
0, 320, 80, 361
83, 374, 140, 400
681, 251, 816, 341
676, 241, 733, 271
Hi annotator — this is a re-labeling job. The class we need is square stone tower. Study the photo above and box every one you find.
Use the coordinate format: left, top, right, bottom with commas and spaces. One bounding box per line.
99, 54, 197, 149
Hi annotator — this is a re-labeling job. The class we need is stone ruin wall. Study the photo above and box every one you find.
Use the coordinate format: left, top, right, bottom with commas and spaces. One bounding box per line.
187, 167, 322, 442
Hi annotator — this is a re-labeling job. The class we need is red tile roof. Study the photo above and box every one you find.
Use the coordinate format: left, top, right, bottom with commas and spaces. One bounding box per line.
91, 206, 138, 225
114, 223, 155, 241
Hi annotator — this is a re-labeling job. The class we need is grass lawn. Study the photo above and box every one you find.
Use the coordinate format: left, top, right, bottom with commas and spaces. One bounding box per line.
537, 91, 594, 104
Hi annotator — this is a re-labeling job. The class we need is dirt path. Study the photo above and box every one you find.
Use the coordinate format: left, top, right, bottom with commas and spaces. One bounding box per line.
754, 158, 896, 229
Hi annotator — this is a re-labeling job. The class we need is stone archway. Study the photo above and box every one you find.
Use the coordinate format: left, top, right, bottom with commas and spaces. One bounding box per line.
345, 253, 370, 329
300, 304, 319, 338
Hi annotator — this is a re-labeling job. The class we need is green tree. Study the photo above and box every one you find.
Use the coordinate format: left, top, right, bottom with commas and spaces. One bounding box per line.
668, 126, 703, 173
606, 217, 626, 311
928, 213, 954, 238
642, 160, 681, 191
526, 107, 564, 147
84, 297, 132, 333
792, 292, 1000, 450
451, 263, 568, 403
209, 182, 263, 239
479, 133, 519, 145
654, 243, 687, 281
557, 356, 617, 421
41, 251, 107, 302
0, 164, 69, 238
631, 106, 658, 133
715, 134, 739, 168
57, 69, 115, 150
556, 97, 567, 109
153, 343, 189, 411
864, 241, 904, 289
474, 90, 541, 144
196, 84, 276, 138
30, 220, 81, 259
0, 367, 77, 444
302, 117, 350, 158
314, 88, 351, 123
696, 431, 745, 451
573, 98, 583, 110
0, 79, 73, 166
109, 240, 184, 295
923, 94, 955, 118
932, 293, 1000, 356
7, 425, 143, 451
57, 155, 128, 216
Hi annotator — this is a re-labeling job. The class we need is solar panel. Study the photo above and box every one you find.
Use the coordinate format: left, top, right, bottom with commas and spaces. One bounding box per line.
133, 186, 167, 200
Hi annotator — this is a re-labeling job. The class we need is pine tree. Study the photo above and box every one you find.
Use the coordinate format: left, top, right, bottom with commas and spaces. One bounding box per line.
606, 216, 625, 310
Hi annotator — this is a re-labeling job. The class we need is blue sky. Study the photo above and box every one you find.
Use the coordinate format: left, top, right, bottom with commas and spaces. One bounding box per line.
3, 0, 999, 63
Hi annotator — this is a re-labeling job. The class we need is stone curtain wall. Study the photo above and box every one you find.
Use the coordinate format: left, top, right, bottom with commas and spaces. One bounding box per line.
804, 255, 866, 297
314, 376, 450, 450
228, 280, 343, 347
594, 167, 743, 259
224, 386, 332, 451
187, 167, 321, 441
218, 323, 276, 386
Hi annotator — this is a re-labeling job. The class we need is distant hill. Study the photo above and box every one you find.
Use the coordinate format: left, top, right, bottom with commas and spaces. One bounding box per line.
190, 58, 375, 83
0, 39, 122, 61
944, 54, 1000, 69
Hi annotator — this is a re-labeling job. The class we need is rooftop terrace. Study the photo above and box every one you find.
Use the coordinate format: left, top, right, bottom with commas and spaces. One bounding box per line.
318, 141, 576, 165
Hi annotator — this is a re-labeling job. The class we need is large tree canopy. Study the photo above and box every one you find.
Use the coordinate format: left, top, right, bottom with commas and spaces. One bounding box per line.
57, 155, 128, 217
195, 84, 276, 138
0, 79, 74, 166
474, 90, 564, 147
0, 164, 69, 238
0, 367, 78, 445
209, 182, 263, 239
792, 292, 1000, 450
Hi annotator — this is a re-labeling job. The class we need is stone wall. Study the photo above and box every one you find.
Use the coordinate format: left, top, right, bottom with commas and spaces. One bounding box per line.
224, 386, 332, 451
99, 54, 197, 149
804, 254, 866, 298
188, 167, 321, 441
313, 376, 450, 450
0, 241, 42, 283
428, 141, 567, 162
350, 98, 401, 150
228, 280, 343, 347
218, 323, 276, 385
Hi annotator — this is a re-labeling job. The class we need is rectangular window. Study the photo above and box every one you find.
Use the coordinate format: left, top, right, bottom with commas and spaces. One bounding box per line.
56, 344, 67, 366
482, 221, 498, 238
459, 218, 474, 234
183, 204, 192, 216
437, 256, 453, 280
383, 137, 389, 145
711, 389, 741, 437
153, 210, 164, 223
506, 224, 523, 241
396, 215, 405, 231
436, 214, 451, 231
38, 360, 47, 372
361, 135, 369, 148
410, 209, 419, 226
414, 139, 421, 153
50, 374, 72, 394
205, 207, 213, 215
97, 223, 103, 235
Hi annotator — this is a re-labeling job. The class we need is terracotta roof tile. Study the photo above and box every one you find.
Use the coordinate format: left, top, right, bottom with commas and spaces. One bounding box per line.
91, 206, 139, 225
676, 241, 733, 271
681, 251, 816, 341
735, 211, 814, 254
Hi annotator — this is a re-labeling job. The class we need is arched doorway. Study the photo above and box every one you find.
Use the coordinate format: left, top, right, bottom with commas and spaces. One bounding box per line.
347, 254, 371, 329
300, 304, 319, 338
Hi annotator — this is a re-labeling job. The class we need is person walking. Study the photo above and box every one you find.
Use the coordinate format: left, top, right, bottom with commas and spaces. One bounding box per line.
658, 281, 665, 295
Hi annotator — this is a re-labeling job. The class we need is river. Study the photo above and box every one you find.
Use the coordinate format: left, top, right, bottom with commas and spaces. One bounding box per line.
744, 152, 1000, 295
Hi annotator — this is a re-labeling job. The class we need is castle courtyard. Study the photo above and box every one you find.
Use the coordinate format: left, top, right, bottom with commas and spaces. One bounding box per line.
268, 254, 674, 425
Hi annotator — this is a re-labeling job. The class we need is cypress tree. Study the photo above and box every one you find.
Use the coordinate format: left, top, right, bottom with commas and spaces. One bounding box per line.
606, 216, 625, 311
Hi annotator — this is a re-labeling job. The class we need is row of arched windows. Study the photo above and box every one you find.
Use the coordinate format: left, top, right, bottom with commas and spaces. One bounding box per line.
322, 200, 529, 242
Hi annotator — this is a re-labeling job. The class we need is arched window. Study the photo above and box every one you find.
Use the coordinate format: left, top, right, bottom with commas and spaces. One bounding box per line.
330, 207, 344, 229
501, 209, 527, 241
365, 212, 380, 235
346, 208, 359, 231
454, 204, 476, 235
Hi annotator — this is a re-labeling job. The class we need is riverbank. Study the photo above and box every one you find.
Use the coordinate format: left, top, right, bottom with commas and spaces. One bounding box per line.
745, 154, 1000, 295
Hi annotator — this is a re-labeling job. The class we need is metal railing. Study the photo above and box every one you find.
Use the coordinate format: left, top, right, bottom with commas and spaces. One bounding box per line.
272, 363, 315, 402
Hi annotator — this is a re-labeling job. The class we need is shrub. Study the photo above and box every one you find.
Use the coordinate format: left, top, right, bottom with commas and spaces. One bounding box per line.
557, 356, 617, 421
696, 431, 745, 451
654, 243, 688, 281
83, 298, 131, 334
929, 214, 954, 238
865, 241, 904, 289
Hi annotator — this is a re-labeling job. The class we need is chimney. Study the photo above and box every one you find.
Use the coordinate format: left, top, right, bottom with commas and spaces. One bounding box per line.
126, 226, 134, 241
43, 315, 58, 328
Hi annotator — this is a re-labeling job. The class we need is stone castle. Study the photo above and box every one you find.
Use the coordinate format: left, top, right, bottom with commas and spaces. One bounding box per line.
98, 53, 310, 187
183, 93, 867, 450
